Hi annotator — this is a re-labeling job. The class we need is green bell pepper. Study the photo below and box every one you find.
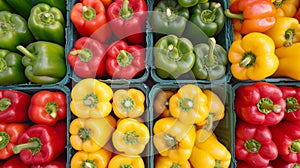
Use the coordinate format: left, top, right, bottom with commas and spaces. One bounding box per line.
0, 49, 27, 85
17, 41, 66, 84
28, 3, 65, 46
177, 0, 208, 8
154, 34, 195, 79
34, 0, 66, 15
150, 0, 189, 37
5, 0, 35, 19
192, 37, 227, 80
0, 11, 34, 52
0, 0, 15, 12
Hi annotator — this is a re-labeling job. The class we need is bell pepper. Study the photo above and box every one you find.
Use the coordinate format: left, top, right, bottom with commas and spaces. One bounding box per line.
0, 0, 14, 12
0, 49, 27, 85
112, 118, 150, 155
0, 123, 29, 159
0, 89, 31, 123
296, 8, 300, 22
228, 32, 279, 80
28, 90, 67, 126
1, 155, 30, 168
234, 82, 285, 126
153, 90, 175, 118
70, 148, 112, 168
169, 84, 209, 125
150, 0, 189, 37
79, 0, 112, 9
278, 86, 300, 123
272, 43, 300, 80
269, 120, 300, 163
107, 0, 148, 45
70, 0, 111, 43
108, 154, 145, 168
105, 40, 146, 79
13, 122, 67, 165
31, 155, 66, 168
34, 0, 66, 16
155, 155, 191, 168
224, 0, 277, 34
68, 37, 107, 78
264, 17, 300, 48
153, 34, 195, 79
190, 130, 231, 168
188, 2, 225, 37
270, 157, 300, 168
153, 117, 196, 162
235, 120, 278, 168
28, 3, 65, 46
192, 37, 228, 80
16, 41, 66, 84
4, 0, 34, 19
0, 11, 34, 53
273, 0, 299, 17
70, 78, 113, 118
178, 0, 208, 8
237, 160, 274, 168
69, 116, 116, 152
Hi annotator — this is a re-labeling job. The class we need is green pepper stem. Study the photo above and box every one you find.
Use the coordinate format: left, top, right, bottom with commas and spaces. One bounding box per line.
120, 164, 133, 168
78, 128, 91, 142
207, 37, 216, 66
39, 12, 54, 24
244, 139, 261, 153
291, 140, 300, 153
119, 0, 133, 20
164, 134, 178, 150
257, 98, 282, 114
0, 98, 11, 111
283, 28, 296, 47
201, 3, 221, 23
166, 8, 172, 17
293, 163, 300, 168
273, 0, 284, 8
46, 102, 58, 119
0, 132, 9, 149
124, 130, 138, 145
170, 164, 181, 168
0, 58, 7, 73
16, 45, 36, 60
71, 48, 93, 62
12, 139, 40, 154
82, 6, 96, 21
224, 9, 244, 20
81, 160, 96, 168
117, 50, 133, 67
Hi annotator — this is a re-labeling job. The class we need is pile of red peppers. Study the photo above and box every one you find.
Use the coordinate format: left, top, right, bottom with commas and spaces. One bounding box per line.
0, 89, 67, 167
234, 82, 300, 168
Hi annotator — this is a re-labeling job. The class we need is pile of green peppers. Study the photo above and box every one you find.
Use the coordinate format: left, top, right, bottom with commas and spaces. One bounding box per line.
0, 0, 66, 85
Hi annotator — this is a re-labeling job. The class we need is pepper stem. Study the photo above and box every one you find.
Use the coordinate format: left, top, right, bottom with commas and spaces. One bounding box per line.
273, 0, 284, 8
257, 98, 282, 114
82, 6, 96, 21
166, 8, 172, 17
119, 0, 133, 20
39, 12, 54, 24
124, 130, 139, 145
283, 28, 296, 47
71, 48, 93, 62
0, 58, 7, 73
291, 140, 300, 153
78, 128, 91, 142
83, 93, 98, 108
81, 160, 96, 168
201, 3, 221, 23
164, 134, 178, 150
224, 9, 244, 20
120, 164, 133, 168
0, 132, 9, 149
285, 97, 300, 112
16, 45, 36, 60
239, 52, 256, 68
120, 97, 136, 112
117, 50, 133, 67
207, 38, 216, 66
170, 164, 181, 168
293, 164, 300, 168
244, 139, 261, 153
178, 98, 194, 112
0, 98, 11, 111
45, 102, 58, 119
12, 137, 41, 155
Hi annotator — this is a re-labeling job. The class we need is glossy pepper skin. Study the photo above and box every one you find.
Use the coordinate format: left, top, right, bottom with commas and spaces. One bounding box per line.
106, 40, 145, 79
13, 122, 67, 165
0, 0, 14, 12
107, 0, 148, 45
237, 160, 274, 168
69, 116, 116, 152
225, 0, 276, 34
0, 155, 30, 168
28, 3, 65, 46
0, 11, 34, 52
28, 90, 67, 126
0, 49, 27, 85
34, 0, 66, 16
71, 0, 111, 43
228, 32, 279, 80
235, 120, 278, 168
153, 90, 175, 118
70, 78, 113, 118
150, 0, 189, 37
296, 8, 300, 22
273, 0, 299, 17
17, 41, 66, 84
0, 123, 29, 160
235, 82, 285, 126
269, 121, 300, 163
68, 37, 107, 78
155, 155, 191, 168
0, 89, 31, 123
153, 117, 196, 162
264, 17, 300, 48
154, 34, 195, 79
178, 0, 208, 8
279, 86, 300, 122
31, 155, 66, 168
4, 0, 34, 19
108, 154, 145, 168
270, 157, 300, 168
192, 37, 228, 80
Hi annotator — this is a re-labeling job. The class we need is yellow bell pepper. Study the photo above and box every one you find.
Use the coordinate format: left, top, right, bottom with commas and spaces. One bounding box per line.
272, 43, 300, 80
264, 16, 300, 48
112, 88, 145, 119
228, 32, 279, 80
69, 115, 116, 152
154, 90, 175, 118
70, 148, 112, 168
273, 0, 299, 17
108, 154, 145, 168
155, 155, 191, 168
169, 84, 209, 125
153, 117, 196, 162
70, 78, 113, 118
189, 129, 231, 168
112, 118, 150, 155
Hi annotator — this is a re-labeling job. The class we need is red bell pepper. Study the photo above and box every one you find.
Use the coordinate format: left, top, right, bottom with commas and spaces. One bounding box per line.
28, 90, 67, 126
224, 0, 276, 34
13, 122, 67, 165
237, 159, 274, 168
270, 157, 300, 168
0, 89, 31, 123
296, 8, 300, 22
105, 40, 145, 79
70, 0, 111, 43
31, 154, 66, 168
269, 120, 300, 163
107, 0, 147, 44
0, 123, 29, 159
235, 120, 278, 168
80, 0, 112, 9
279, 86, 300, 123
68, 37, 107, 78
234, 82, 285, 126
0, 155, 30, 168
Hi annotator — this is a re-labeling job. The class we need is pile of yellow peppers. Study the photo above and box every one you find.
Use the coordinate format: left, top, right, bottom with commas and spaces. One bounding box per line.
228, 0, 300, 81
68, 78, 149, 168
153, 84, 231, 168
